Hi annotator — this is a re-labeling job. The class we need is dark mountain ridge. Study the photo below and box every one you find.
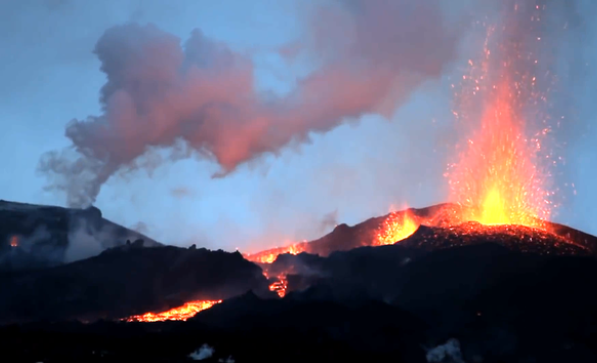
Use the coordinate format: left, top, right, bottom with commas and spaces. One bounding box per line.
0, 199, 162, 271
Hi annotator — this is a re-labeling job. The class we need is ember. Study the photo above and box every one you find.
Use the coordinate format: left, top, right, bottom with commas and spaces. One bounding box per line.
125, 300, 222, 322
268, 276, 288, 298
447, 6, 554, 230
375, 208, 419, 245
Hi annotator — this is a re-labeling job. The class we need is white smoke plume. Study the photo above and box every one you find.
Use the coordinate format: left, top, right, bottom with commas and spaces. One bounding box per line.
37, 0, 466, 208
65, 218, 114, 262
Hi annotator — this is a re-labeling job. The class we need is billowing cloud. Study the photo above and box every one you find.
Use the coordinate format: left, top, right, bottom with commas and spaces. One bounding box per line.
38, 0, 467, 208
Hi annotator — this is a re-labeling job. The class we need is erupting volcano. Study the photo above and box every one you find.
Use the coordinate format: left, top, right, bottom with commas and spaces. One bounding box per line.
116, 3, 574, 324
239, 3, 562, 270
447, 4, 555, 231
448, 74, 551, 229
4, 1, 597, 361
375, 207, 419, 245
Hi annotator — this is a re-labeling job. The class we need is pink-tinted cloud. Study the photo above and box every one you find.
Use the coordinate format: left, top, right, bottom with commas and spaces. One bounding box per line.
38, 0, 466, 207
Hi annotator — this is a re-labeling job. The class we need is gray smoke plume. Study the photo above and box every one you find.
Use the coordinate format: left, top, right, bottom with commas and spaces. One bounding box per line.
319, 209, 339, 233
37, 0, 466, 208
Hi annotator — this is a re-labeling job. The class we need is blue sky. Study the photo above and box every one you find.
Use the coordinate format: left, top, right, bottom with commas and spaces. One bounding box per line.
1, 0, 595, 252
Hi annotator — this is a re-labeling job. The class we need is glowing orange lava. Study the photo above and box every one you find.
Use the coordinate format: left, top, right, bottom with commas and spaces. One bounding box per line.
269, 275, 288, 298
9, 236, 18, 247
125, 300, 222, 322
375, 208, 419, 245
450, 79, 548, 228
447, 11, 553, 229
244, 242, 307, 264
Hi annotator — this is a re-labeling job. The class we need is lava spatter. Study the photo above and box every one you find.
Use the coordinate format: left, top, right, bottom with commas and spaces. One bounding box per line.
375, 207, 419, 245
244, 242, 308, 264
447, 3, 556, 230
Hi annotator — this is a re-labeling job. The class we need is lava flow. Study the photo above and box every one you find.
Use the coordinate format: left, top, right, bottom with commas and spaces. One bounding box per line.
375, 208, 419, 245
9, 236, 18, 247
269, 276, 288, 298
447, 4, 555, 230
244, 241, 307, 264
125, 300, 222, 322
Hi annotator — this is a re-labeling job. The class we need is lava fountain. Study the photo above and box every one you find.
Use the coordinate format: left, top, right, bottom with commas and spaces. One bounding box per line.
447, 3, 556, 229
375, 207, 419, 245
119, 2, 572, 325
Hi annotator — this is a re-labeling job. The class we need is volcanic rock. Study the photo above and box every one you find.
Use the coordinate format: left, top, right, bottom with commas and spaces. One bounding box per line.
2, 241, 597, 362
249, 203, 597, 263
0, 200, 161, 271
264, 240, 597, 362
1, 202, 597, 362
0, 246, 268, 324
0, 293, 428, 363
268, 221, 593, 301
399, 222, 592, 255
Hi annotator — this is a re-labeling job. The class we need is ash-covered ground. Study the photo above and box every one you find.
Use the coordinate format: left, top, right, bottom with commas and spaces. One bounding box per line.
1, 201, 597, 362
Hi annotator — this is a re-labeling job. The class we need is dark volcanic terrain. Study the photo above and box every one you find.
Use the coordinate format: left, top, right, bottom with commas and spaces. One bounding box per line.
0, 245, 268, 324
1, 202, 597, 362
248, 203, 597, 261
0, 200, 161, 271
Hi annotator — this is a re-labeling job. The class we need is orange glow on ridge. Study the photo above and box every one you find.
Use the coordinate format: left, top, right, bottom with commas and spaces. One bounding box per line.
375, 207, 419, 245
124, 300, 222, 322
243, 241, 307, 264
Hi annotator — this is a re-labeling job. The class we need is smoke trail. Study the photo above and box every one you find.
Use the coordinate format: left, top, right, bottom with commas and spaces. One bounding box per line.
37, 0, 465, 207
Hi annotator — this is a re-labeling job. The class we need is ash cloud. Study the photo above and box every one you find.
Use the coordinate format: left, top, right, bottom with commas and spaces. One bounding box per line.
319, 210, 339, 233
65, 212, 157, 263
65, 219, 108, 262
130, 221, 149, 235
38, 0, 466, 208
0, 215, 129, 269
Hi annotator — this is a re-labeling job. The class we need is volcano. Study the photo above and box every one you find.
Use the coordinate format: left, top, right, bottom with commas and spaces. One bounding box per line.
0, 200, 161, 272
1, 202, 597, 362
245, 203, 597, 264
2, 0, 592, 361
0, 5, 591, 361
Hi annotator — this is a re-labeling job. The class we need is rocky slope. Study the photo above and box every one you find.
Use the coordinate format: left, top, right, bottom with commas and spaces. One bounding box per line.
0, 200, 161, 271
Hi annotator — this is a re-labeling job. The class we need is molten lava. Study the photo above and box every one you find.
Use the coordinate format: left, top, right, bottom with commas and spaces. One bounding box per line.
125, 300, 222, 322
375, 208, 419, 245
447, 7, 554, 230
120, 4, 574, 327
269, 276, 288, 298
450, 78, 549, 228
9, 236, 18, 247
244, 242, 307, 264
